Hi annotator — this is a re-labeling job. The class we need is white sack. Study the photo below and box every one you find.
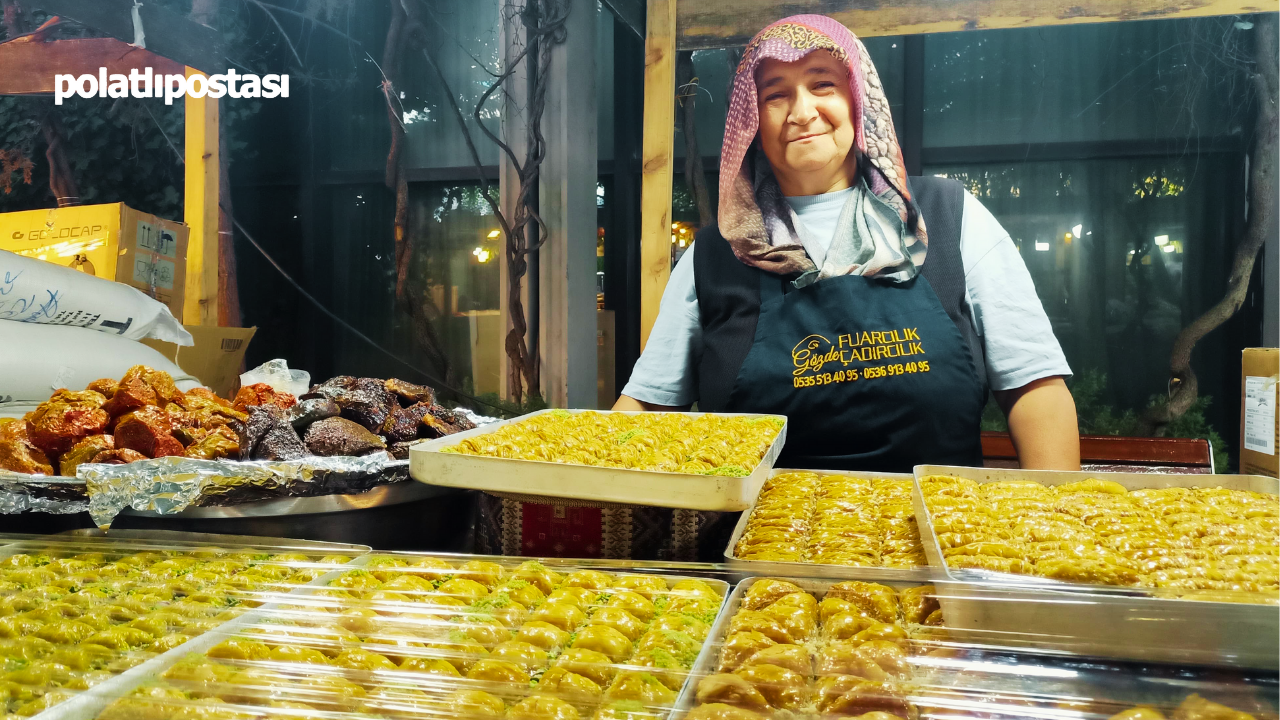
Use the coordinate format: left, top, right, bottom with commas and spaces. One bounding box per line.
0, 249, 192, 345
0, 322, 201, 404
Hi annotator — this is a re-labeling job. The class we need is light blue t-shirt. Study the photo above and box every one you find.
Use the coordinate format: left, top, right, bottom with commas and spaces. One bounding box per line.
621, 188, 1071, 406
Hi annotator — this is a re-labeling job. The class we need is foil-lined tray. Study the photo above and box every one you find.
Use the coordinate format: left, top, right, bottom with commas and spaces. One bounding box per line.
0, 470, 89, 514
81, 453, 409, 528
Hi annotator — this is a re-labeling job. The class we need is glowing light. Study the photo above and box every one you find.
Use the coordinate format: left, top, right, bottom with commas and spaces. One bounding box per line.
472, 247, 492, 263
1163, 245, 1176, 253
1071, 224, 1082, 238
1154, 235, 1169, 246
1035, 241, 1050, 252
487, 230, 501, 239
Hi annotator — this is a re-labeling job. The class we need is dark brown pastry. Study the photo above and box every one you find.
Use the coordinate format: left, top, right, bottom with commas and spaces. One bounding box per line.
388, 441, 415, 460
304, 417, 388, 457
59, 435, 115, 476
26, 389, 110, 457
115, 406, 177, 457
288, 397, 341, 429
90, 448, 148, 465
253, 423, 308, 461
0, 418, 55, 475
311, 376, 393, 431
420, 405, 474, 438
237, 405, 306, 461
385, 378, 436, 406
381, 402, 431, 443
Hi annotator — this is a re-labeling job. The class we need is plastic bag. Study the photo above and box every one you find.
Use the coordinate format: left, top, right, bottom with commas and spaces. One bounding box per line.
0, 249, 192, 344
240, 359, 311, 397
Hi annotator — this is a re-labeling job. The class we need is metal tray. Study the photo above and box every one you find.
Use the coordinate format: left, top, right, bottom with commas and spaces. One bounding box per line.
673, 575, 930, 717
410, 409, 788, 511
911, 464, 1280, 669
723, 468, 934, 582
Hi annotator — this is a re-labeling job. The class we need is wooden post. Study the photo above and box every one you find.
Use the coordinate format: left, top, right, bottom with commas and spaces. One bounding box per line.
183, 66, 220, 326
639, 0, 677, 350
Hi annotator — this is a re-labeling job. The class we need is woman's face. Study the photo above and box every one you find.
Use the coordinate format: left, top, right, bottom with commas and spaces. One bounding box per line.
755, 50, 857, 196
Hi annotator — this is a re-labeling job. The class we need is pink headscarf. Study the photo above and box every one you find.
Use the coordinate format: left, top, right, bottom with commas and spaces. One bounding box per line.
717, 15, 926, 276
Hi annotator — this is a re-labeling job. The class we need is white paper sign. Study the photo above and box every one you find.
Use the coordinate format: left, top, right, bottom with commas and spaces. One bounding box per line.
1243, 375, 1277, 455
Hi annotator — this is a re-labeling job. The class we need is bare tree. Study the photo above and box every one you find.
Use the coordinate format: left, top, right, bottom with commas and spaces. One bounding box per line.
390, 0, 569, 404
676, 51, 713, 226
1143, 14, 1278, 435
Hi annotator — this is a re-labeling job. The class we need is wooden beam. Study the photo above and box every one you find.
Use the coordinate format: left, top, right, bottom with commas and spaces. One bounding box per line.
0, 38, 184, 94
27, 0, 222, 73
676, 0, 1275, 49
184, 67, 220, 326
639, 0, 677, 351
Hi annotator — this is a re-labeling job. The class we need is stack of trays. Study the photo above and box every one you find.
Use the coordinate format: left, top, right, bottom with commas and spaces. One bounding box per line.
75, 553, 731, 720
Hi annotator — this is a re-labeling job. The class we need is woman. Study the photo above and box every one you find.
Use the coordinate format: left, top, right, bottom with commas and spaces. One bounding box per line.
616, 15, 1080, 472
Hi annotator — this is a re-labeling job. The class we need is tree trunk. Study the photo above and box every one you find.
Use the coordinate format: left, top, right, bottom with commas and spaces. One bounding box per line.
40, 115, 79, 207
1141, 13, 1278, 435
676, 51, 712, 226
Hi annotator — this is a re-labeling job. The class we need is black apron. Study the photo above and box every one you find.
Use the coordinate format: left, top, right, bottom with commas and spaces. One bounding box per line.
695, 175, 985, 473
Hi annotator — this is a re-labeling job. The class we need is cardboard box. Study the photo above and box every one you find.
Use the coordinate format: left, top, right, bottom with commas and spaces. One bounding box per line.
142, 326, 256, 398
0, 203, 188, 320
1241, 347, 1279, 478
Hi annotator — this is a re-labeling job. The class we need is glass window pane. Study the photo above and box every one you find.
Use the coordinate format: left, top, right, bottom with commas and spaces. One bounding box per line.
923, 18, 1252, 148
926, 154, 1245, 447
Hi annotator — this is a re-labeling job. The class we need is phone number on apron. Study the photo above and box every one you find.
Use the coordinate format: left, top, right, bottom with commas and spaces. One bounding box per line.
793, 360, 932, 388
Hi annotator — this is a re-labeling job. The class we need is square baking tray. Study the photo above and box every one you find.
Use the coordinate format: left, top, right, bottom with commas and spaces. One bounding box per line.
723, 468, 934, 582
410, 410, 788, 511
911, 464, 1279, 669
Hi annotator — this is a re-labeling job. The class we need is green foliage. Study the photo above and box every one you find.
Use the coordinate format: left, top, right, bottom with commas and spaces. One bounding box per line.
981, 369, 1231, 471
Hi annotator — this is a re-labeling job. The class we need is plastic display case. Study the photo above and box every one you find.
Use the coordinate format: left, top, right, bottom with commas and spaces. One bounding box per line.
676, 577, 1279, 720
64, 552, 732, 720
0, 531, 368, 719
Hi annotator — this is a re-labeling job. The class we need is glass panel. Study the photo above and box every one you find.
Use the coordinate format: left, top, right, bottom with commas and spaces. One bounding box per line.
321, 0, 503, 172
926, 155, 1245, 458
923, 18, 1252, 148
598, 4, 616, 161
235, 181, 499, 394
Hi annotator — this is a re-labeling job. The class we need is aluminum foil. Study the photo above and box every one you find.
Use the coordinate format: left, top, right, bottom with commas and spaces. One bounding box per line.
82, 453, 409, 529
0, 470, 88, 514
455, 407, 500, 427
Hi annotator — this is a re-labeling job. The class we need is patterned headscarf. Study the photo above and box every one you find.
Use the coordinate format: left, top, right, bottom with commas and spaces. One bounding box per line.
718, 15, 927, 278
